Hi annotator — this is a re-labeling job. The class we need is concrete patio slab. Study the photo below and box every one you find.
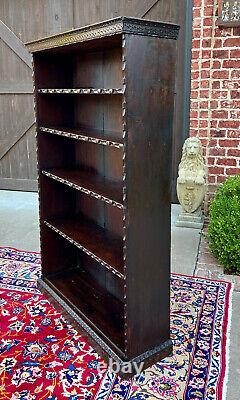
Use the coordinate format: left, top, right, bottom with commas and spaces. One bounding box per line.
0, 190, 40, 252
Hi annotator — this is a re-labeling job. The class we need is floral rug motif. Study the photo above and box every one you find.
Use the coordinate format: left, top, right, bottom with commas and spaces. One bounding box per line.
0, 247, 232, 400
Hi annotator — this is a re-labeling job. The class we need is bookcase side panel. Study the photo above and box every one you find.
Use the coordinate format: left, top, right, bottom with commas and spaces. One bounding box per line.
124, 34, 177, 358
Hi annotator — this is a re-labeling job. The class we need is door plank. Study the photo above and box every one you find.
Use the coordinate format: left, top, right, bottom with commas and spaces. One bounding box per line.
0, 115, 35, 160
0, 20, 32, 69
0, 178, 37, 191
0, 82, 33, 94
135, 0, 160, 18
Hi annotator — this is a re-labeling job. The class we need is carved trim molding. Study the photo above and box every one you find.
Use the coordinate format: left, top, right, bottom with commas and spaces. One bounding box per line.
26, 17, 179, 53
123, 18, 179, 40
38, 277, 172, 365
40, 126, 123, 149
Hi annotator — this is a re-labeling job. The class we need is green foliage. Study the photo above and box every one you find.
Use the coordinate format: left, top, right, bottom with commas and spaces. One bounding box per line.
208, 175, 240, 275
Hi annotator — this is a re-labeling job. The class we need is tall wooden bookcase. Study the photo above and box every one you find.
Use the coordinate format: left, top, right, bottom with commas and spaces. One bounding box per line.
27, 17, 179, 372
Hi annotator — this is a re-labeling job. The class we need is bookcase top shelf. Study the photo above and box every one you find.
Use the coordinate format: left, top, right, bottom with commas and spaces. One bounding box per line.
26, 16, 180, 53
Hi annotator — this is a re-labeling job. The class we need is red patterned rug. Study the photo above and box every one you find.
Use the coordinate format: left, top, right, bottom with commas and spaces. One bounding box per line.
0, 247, 232, 400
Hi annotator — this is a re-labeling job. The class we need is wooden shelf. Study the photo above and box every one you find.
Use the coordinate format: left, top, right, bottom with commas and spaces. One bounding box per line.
43, 267, 124, 350
44, 217, 124, 278
38, 88, 123, 94
39, 126, 123, 148
42, 168, 123, 209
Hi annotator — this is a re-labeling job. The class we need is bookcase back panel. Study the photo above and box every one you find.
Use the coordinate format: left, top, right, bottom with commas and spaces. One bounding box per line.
40, 174, 123, 237
76, 194, 123, 238
39, 175, 76, 221
78, 253, 124, 302
37, 94, 75, 126
75, 141, 123, 181
74, 47, 122, 89
38, 131, 123, 182
77, 191, 104, 227
40, 230, 124, 351
38, 133, 76, 170
34, 54, 74, 89
104, 147, 123, 181
34, 40, 122, 90
76, 141, 105, 177
37, 94, 123, 143
40, 224, 78, 277
75, 95, 122, 134
104, 203, 123, 237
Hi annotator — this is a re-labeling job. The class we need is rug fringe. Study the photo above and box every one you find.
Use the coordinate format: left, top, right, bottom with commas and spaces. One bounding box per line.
222, 282, 234, 400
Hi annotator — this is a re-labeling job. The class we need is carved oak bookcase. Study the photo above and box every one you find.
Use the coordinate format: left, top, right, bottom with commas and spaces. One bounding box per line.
27, 17, 179, 373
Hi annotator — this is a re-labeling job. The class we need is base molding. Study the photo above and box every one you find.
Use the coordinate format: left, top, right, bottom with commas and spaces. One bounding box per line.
38, 277, 173, 376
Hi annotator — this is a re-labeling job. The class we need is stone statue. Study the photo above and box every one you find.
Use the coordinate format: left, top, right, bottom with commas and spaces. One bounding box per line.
176, 137, 206, 229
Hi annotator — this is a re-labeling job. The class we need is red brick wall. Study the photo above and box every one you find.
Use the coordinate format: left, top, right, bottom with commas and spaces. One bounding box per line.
190, 0, 240, 205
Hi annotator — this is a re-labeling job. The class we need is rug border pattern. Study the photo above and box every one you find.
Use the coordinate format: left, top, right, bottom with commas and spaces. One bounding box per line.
0, 246, 232, 400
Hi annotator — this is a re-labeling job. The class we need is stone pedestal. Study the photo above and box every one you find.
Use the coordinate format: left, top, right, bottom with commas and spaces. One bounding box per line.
176, 207, 204, 229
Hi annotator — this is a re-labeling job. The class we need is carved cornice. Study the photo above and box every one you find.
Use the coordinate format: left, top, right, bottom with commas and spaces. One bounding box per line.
123, 18, 179, 40
26, 17, 179, 53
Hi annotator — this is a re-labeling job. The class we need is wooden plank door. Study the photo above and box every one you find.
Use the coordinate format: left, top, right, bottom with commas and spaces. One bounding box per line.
0, 21, 36, 190
0, 0, 192, 199
0, 0, 75, 191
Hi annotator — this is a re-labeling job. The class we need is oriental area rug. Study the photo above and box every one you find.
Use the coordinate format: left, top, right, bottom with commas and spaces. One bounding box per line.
0, 247, 232, 400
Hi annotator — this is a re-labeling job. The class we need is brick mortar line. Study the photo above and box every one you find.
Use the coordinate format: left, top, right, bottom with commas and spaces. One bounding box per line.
204, 0, 218, 208
191, 0, 240, 190
197, 0, 205, 135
